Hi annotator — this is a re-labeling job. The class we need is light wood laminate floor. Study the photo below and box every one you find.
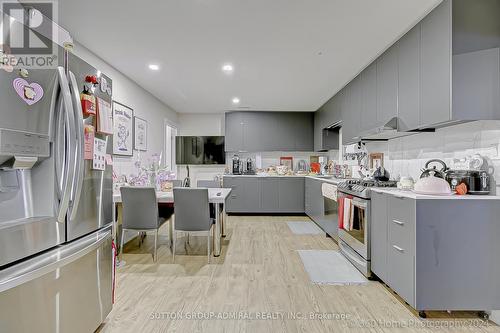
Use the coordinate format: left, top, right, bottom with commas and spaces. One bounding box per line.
99, 216, 498, 333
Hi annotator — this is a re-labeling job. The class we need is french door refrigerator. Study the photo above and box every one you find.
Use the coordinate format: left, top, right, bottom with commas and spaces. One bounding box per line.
0, 16, 113, 333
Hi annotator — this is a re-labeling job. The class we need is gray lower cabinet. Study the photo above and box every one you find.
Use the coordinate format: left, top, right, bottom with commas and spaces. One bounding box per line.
224, 176, 305, 213
225, 111, 313, 152
304, 178, 337, 237
278, 177, 304, 213
370, 193, 416, 307
224, 177, 260, 213
370, 191, 500, 311
387, 195, 415, 307
260, 177, 280, 213
370, 191, 388, 282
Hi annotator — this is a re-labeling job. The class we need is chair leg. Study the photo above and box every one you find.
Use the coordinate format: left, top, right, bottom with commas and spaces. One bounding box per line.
154, 229, 158, 262
207, 230, 211, 264
120, 228, 125, 259
172, 230, 176, 263
138, 232, 141, 247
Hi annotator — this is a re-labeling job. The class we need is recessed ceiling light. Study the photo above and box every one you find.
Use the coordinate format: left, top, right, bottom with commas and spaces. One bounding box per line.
148, 64, 160, 71
232, 97, 240, 104
222, 64, 234, 73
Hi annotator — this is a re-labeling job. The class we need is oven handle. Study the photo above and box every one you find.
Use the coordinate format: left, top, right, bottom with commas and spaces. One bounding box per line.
352, 197, 368, 209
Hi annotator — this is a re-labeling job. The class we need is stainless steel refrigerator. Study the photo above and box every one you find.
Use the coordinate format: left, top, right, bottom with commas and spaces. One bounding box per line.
0, 17, 113, 333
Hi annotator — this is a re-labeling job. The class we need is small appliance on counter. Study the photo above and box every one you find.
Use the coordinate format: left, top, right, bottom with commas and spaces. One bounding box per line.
243, 157, 255, 175
232, 154, 241, 174
446, 170, 490, 195
318, 156, 328, 175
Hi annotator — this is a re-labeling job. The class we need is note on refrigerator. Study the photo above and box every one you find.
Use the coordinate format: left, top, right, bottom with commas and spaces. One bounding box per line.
93, 137, 107, 171
96, 97, 113, 134
84, 125, 95, 160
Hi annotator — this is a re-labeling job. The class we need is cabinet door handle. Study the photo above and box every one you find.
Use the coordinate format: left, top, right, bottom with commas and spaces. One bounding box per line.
392, 219, 405, 226
393, 245, 405, 253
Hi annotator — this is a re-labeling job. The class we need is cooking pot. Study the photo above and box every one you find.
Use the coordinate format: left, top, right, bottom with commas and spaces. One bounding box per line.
420, 159, 448, 179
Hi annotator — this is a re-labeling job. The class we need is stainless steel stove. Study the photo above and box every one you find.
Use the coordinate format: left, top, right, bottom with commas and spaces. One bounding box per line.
337, 179, 398, 199
337, 179, 397, 277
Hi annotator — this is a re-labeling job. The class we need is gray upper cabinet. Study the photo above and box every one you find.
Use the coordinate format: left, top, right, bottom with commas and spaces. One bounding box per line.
376, 45, 399, 127
398, 25, 421, 131
420, 0, 452, 128
225, 111, 313, 152
294, 113, 314, 151
241, 111, 262, 152
314, 0, 500, 142
224, 112, 244, 152
360, 63, 377, 133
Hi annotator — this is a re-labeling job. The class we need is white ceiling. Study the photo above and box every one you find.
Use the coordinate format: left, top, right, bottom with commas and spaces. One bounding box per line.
59, 0, 441, 114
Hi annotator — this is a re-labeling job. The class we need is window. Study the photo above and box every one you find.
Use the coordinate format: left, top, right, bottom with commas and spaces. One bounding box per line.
164, 121, 177, 173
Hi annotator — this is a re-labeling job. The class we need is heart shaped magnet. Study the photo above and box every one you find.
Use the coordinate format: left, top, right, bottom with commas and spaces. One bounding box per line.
13, 78, 44, 105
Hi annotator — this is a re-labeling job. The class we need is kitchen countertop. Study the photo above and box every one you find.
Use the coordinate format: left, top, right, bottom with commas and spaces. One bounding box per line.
223, 174, 346, 185
371, 187, 500, 200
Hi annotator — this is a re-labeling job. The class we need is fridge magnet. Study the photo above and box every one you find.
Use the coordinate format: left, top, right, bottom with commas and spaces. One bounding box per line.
133, 116, 147, 151
96, 97, 113, 134
93, 137, 107, 171
81, 92, 97, 116
112, 101, 133, 156
84, 124, 95, 160
12, 78, 44, 105
105, 154, 113, 166
0, 45, 16, 73
100, 76, 108, 93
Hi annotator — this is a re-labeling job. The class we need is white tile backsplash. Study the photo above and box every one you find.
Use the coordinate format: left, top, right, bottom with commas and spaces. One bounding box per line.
364, 121, 500, 195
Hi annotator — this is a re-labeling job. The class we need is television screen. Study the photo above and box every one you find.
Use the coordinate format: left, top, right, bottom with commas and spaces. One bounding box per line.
175, 136, 226, 165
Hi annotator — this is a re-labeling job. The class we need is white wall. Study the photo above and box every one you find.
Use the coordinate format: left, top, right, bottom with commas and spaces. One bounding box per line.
363, 121, 500, 194
176, 113, 226, 184
177, 113, 225, 136
72, 42, 179, 179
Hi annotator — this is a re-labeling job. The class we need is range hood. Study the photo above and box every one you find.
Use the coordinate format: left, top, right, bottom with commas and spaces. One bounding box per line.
335, 117, 433, 144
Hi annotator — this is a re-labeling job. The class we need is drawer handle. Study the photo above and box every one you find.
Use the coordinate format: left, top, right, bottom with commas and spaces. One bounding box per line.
392, 219, 405, 226
393, 245, 405, 253
394, 196, 406, 200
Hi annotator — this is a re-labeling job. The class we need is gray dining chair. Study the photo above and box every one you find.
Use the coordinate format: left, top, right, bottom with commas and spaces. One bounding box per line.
120, 187, 168, 262
196, 180, 221, 188
172, 188, 213, 263
171, 179, 183, 188
196, 179, 224, 236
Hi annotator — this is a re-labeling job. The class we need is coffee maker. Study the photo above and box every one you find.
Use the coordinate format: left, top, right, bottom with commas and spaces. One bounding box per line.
232, 154, 241, 174
244, 158, 255, 175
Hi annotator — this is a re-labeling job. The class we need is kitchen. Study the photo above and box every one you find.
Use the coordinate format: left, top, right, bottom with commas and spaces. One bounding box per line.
1, 0, 500, 332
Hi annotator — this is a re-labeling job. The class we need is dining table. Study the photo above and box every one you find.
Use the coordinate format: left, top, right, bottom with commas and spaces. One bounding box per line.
113, 188, 231, 258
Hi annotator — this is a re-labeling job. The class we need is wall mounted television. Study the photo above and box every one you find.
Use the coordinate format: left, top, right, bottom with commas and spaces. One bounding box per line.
175, 136, 226, 165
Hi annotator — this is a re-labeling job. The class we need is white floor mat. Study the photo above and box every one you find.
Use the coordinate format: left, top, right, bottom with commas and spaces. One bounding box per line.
287, 221, 324, 235
297, 250, 368, 285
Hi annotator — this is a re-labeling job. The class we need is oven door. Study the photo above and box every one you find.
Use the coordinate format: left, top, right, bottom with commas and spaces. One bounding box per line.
338, 196, 370, 260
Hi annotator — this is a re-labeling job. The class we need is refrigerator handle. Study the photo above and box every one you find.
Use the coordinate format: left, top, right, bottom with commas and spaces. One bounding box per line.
67, 71, 85, 221
55, 67, 77, 223
0, 227, 111, 293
